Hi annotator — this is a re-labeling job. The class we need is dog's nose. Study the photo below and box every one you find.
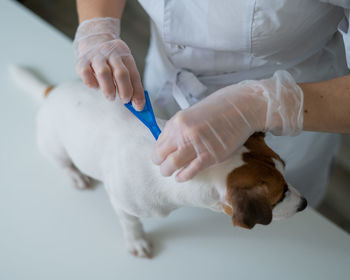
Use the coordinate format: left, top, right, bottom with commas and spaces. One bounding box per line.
297, 197, 307, 212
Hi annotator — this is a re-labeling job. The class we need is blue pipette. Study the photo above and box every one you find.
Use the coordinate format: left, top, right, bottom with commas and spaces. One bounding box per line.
124, 90, 161, 140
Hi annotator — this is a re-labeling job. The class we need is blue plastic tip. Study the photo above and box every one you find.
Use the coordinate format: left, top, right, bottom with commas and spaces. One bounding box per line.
124, 90, 161, 140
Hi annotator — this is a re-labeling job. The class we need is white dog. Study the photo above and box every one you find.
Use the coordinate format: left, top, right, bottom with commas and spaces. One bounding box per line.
10, 65, 307, 258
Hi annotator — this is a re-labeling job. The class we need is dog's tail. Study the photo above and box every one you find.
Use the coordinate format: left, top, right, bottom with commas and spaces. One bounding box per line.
9, 64, 55, 101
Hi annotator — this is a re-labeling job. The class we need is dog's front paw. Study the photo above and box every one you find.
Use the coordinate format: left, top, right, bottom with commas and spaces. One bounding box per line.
127, 238, 153, 259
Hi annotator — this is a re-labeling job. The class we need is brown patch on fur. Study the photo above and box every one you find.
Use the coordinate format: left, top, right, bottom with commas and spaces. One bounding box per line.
224, 133, 287, 229
43, 85, 54, 98
230, 185, 272, 229
243, 132, 285, 167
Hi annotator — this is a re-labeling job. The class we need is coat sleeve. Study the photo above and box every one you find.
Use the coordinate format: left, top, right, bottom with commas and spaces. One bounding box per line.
320, 0, 350, 68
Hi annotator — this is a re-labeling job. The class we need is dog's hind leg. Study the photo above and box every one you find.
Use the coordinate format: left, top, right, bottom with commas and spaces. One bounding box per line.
36, 111, 91, 189
62, 163, 91, 189
110, 203, 152, 258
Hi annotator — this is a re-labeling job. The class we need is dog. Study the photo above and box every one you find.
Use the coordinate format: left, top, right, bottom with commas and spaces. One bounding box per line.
10, 65, 307, 258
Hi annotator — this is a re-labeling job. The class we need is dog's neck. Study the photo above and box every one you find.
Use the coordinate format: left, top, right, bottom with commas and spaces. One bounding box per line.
160, 150, 247, 213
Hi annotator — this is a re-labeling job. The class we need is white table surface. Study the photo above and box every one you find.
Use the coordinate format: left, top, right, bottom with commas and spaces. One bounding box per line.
1, 1, 350, 279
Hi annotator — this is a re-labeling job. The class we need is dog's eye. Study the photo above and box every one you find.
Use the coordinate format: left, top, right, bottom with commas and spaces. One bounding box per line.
272, 184, 289, 207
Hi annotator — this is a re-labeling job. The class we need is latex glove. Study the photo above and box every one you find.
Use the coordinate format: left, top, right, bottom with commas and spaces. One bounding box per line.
73, 17, 145, 110
152, 70, 303, 182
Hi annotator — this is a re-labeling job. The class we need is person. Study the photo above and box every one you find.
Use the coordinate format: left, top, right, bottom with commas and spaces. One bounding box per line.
73, 0, 350, 206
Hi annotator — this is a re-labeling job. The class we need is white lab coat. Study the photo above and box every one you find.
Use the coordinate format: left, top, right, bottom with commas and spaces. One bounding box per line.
138, 0, 350, 206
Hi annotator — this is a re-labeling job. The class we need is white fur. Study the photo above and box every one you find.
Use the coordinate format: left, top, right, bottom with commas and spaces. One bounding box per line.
12, 66, 303, 258
9, 64, 48, 101
272, 158, 284, 175
271, 158, 303, 219
272, 185, 303, 220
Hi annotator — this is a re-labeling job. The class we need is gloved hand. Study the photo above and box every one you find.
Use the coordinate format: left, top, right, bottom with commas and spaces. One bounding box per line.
73, 17, 145, 110
152, 70, 303, 182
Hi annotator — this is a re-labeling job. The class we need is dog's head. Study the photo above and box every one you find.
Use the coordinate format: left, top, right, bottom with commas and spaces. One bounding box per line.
222, 133, 307, 229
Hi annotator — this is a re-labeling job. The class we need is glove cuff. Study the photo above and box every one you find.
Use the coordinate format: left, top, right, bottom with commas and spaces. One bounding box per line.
238, 70, 303, 136
260, 70, 304, 136
73, 17, 121, 56
74, 17, 120, 39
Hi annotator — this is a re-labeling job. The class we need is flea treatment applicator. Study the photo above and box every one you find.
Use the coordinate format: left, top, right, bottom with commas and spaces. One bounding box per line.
124, 91, 161, 140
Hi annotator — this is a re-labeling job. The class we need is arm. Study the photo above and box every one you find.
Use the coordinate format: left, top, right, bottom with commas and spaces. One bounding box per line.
152, 70, 350, 182
76, 0, 126, 22
300, 74, 350, 133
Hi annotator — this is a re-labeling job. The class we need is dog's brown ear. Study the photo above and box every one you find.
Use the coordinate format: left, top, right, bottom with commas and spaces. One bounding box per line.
231, 185, 272, 229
